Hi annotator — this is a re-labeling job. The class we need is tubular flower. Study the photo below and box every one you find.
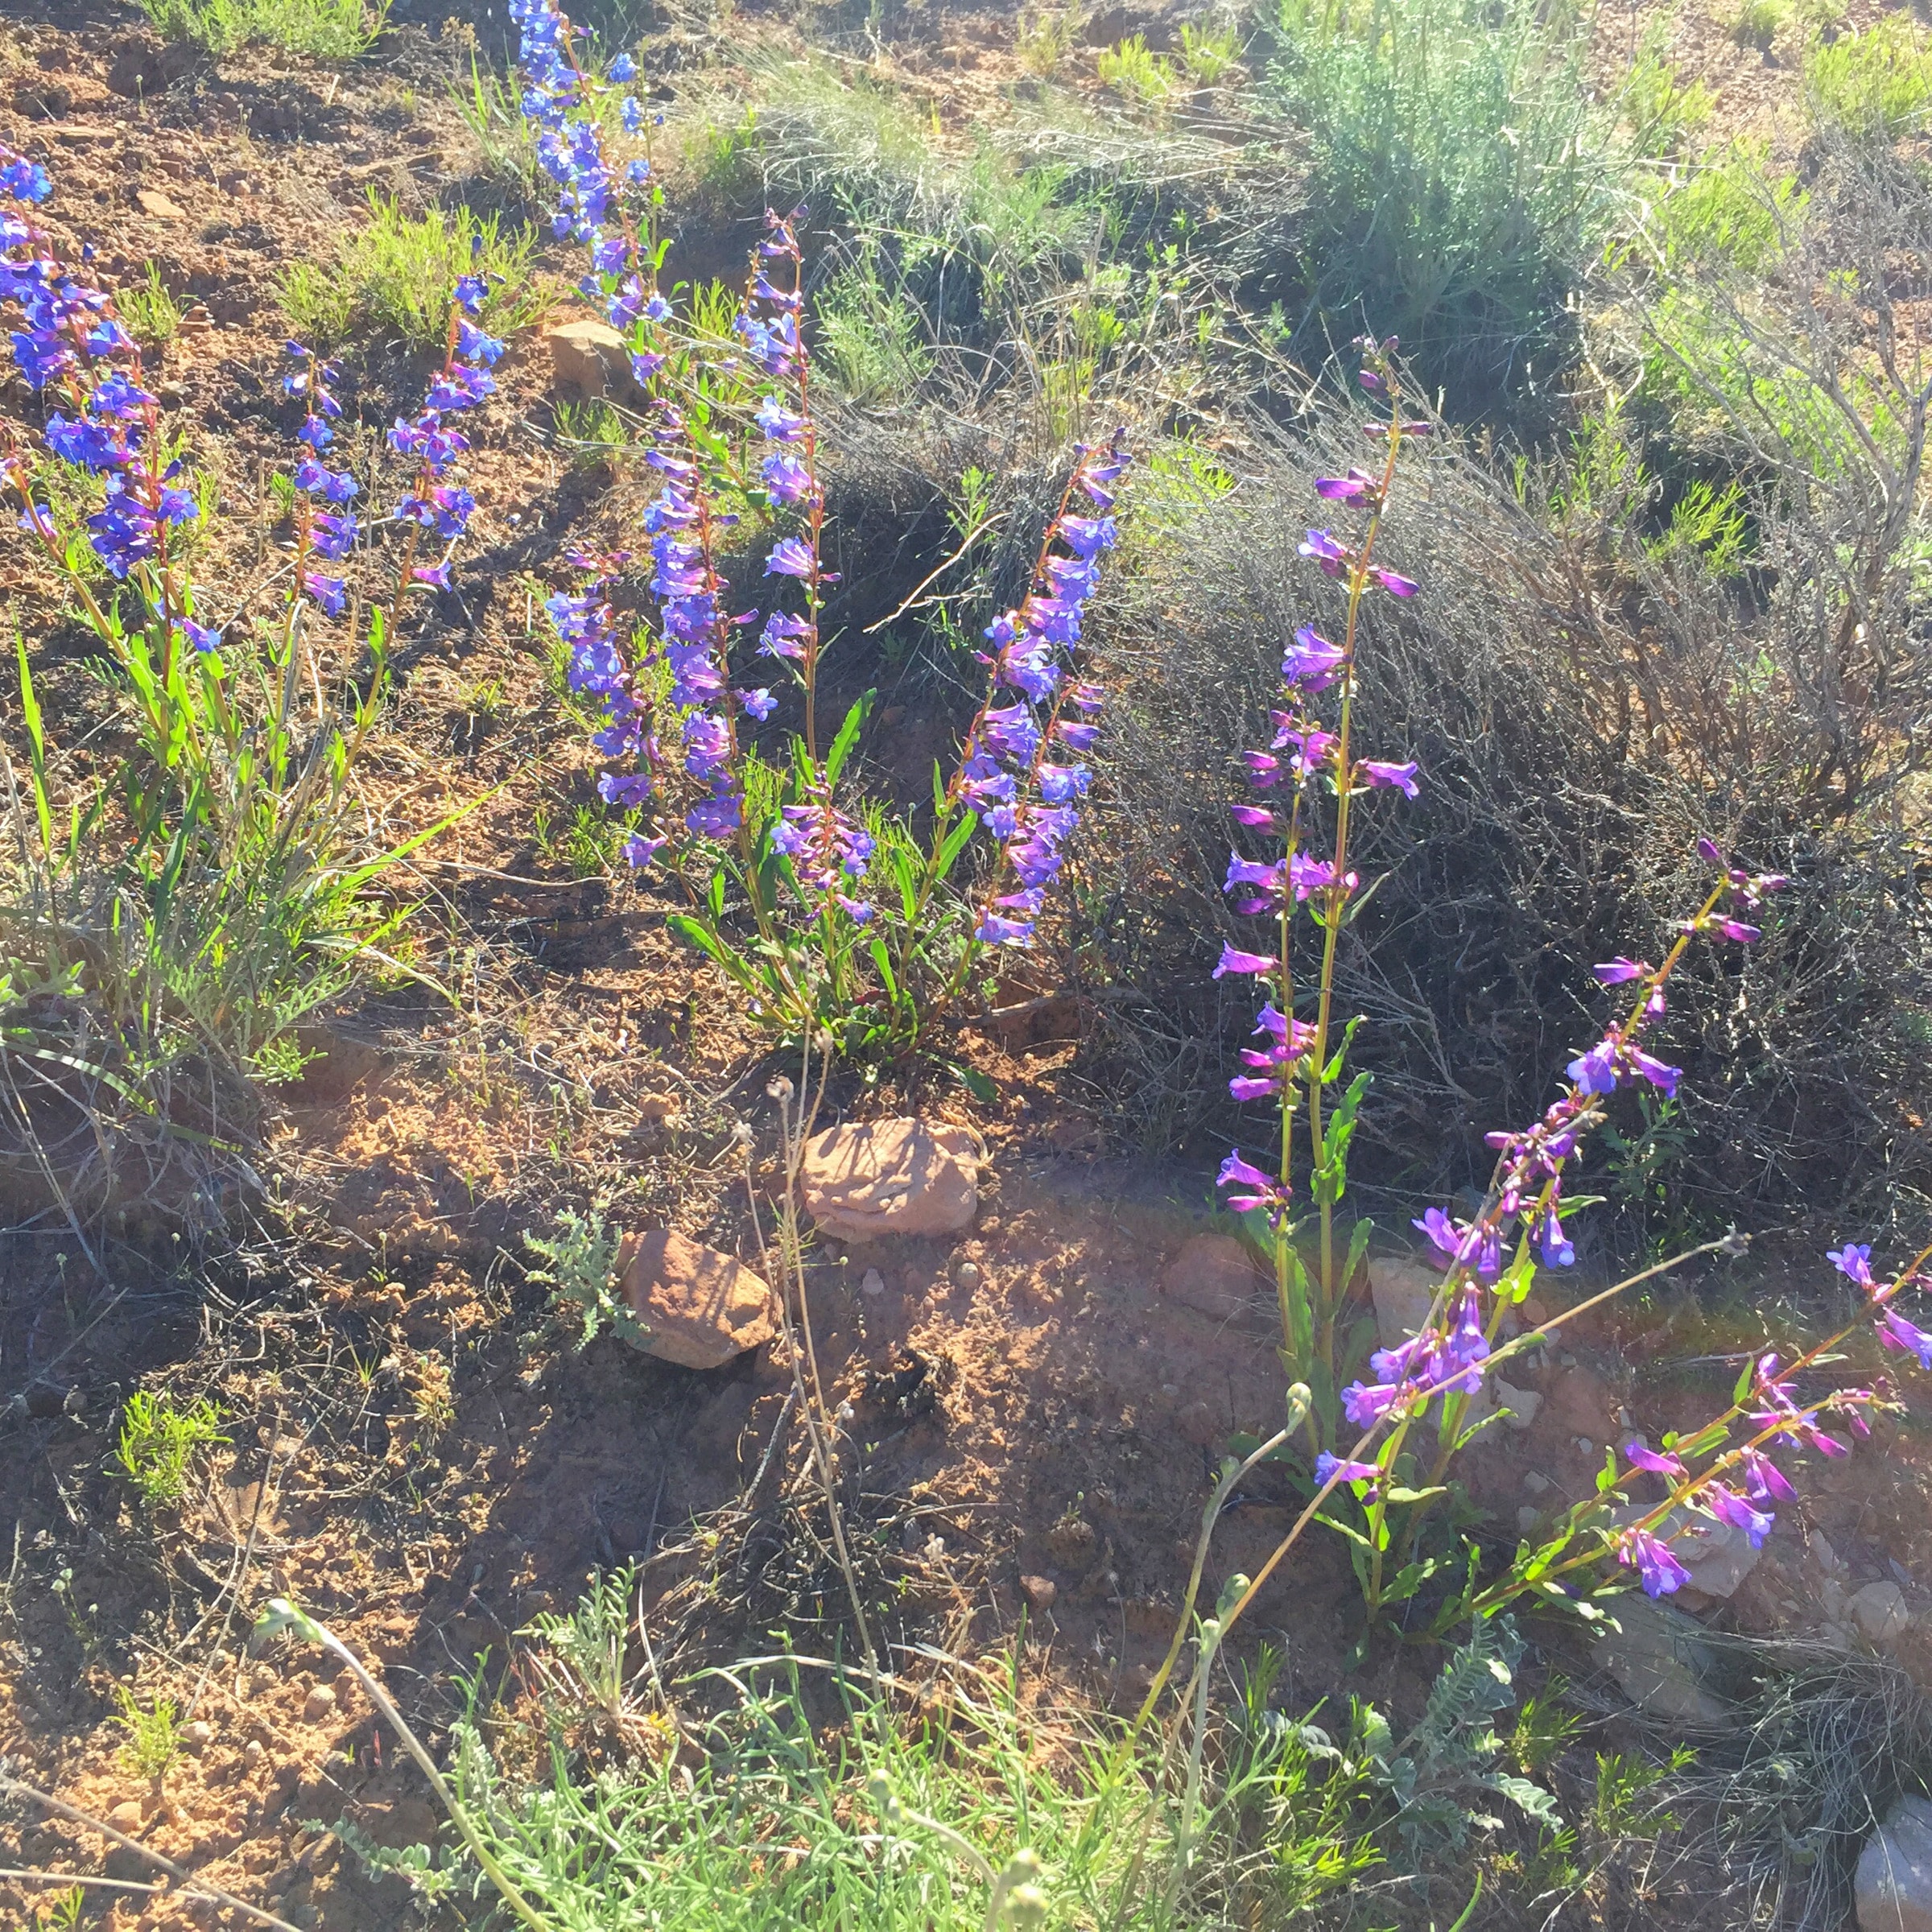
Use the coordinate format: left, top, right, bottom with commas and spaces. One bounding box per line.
1215, 1150, 1290, 1224
1315, 1453, 1381, 1487
772, 782, 875, 919
1617, 1526, 1693, 1599
951, 431, 1129, 948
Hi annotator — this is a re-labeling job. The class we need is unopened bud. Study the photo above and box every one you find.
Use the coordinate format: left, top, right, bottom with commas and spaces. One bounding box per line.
1005, 1885, 1048, 1927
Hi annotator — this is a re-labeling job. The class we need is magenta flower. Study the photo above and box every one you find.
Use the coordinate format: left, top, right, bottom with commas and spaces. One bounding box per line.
1593, 957, 1649, 984
1696, 837, 1725, 865
1281, 625, 1345, 689
1216, 1150, 1290, 1220
765, 536, 814, 578
1368, 566, 1417, 597
1618, 1525, 1692, 1598
1567, 1040, 1619, 1096
1705, 1482, 1774, 1549
1878, 1307, 1932, 1370
1827, 1243, 1875, 1291
1716, 919, 1761, 943
1740, 1447, 1796, 1505
1313, 469, 1376, 503
1213, 944, 1277, 979
1536, 1208, 1575, 1267
1341, 1380, 1406, 1427
1298, 529, 1349, 576
1623, 1439, 1686, 1479
1315, 1452, 1381, 1485
1628, 1050, 1682, 1098
1360, 759, 1419, 797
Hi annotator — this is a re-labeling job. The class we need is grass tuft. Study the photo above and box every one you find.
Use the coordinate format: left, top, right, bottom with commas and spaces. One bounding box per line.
278, 192, 544, 349
113, 1391, 228, 1510
138, 0, 386, 57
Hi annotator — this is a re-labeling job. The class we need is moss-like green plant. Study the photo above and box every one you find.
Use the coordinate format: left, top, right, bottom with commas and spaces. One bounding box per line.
114, 1392, 228, 1510
1806, 16, 1932, 138
138, 0, 386, 57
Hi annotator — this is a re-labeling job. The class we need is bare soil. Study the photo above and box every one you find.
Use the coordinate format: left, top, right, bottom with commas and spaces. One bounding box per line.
2, 3, 1930, 1929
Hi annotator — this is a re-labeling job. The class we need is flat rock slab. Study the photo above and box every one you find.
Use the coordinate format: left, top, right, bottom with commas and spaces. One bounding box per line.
801, 1119, 980, 1241
1859, 1795, 1932, 1932
619, 1230, 778, 1370
1591, 1593, 1737, 1729
546, 318, 644, 401
1161, 1233, 1269, 1326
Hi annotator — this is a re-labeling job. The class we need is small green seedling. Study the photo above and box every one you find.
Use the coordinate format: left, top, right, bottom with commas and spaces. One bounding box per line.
113, 1683, 183, 1783
114, 1391, 229, 1509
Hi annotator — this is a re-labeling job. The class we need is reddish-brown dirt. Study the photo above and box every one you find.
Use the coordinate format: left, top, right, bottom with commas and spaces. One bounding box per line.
2, 3, 1930, 1929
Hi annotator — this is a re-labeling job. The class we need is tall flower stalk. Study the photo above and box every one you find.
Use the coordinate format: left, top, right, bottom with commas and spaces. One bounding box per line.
1213, 335, 1422, 1427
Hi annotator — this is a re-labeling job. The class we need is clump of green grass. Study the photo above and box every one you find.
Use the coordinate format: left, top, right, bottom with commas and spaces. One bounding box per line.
1018, 6, 1075, 76
1619, 39, 1715, 157
417, 1645, 1381, 1927
138, 0, 386, 57
113, 1685, 183, 1783
1179, 22, 1242, 84
554, 398, 632, 469
117, 262, 184, 353
278, 192, 543, 349
1642, 140, 1807, 276
114, 1391, 228, 1509
1267, 0, 1624, 412
1097, 35, 1180, 109
1729, 0, 1790, 52
1806, 15, 1932, 137
815, 247, 934, 403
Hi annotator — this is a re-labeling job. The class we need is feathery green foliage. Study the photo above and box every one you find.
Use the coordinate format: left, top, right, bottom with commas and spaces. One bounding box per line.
138, 0, 386, 56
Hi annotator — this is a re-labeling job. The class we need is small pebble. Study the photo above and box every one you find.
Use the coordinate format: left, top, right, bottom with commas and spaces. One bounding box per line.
1521, 1471, 1550, 1496
242, 1739, 266, 1769
1019, 1574, 1057, 1610
108, 1799, 144, 1831
860, 1268, 886, 1297
954, 1260, 981, 1290
302, 1684, 336, 1724
1574, 1436, 1594, 1456
183, 1720, 213, 1754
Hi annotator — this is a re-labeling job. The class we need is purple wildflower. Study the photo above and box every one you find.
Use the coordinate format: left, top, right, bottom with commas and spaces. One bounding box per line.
1623, 1440, 1686, 1479
1360, 759, 1419, 797
1315, 1453, 1381, 1485
1618, 1526, 1693, 1598
1705, 1483, 1774, 1549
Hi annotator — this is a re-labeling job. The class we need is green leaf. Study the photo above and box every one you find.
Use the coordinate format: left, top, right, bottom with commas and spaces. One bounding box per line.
1344, 1216, 1374, 1293
952, 1062, 997, 1103
1488, 1773, 1562, 1827
1672, 1421, 1730, 1460
890, 846, 919, 923
824, 690, 873, 786
667, 912, 751, 985
1314, 1511, 1377, 1552
1384, 1485, 1447, 1506
868, 936, 898, 1004
935, 809, 978, 880
1321, 1013, 1365, 1084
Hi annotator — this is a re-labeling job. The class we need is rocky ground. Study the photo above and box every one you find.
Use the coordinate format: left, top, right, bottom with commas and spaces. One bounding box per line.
1, 0, 1930, 1928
